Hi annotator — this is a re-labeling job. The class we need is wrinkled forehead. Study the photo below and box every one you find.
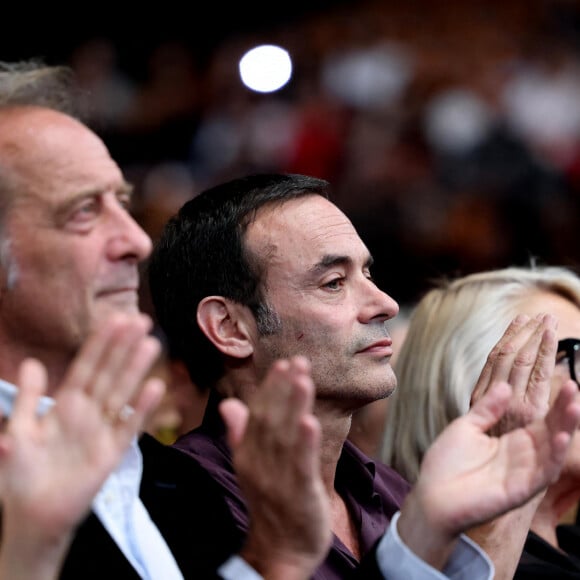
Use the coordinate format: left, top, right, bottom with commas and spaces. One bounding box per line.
245, 195, 367, 274
0, 106, 87, 166
0, 106, 123, 204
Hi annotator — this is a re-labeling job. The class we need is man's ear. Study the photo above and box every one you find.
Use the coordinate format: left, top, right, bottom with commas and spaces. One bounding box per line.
197, 296, 255, 359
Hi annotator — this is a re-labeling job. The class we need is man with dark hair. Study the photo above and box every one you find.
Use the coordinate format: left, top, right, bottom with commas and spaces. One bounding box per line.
149, 172, 580, 579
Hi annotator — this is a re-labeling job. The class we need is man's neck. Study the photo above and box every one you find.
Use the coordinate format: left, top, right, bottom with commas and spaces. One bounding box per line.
314, 402, 353, 494
315, 407, 363, 560
0, 338, 72, 396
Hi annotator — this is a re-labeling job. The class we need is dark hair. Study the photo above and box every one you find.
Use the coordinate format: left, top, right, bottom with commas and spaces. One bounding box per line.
148, 173, 330, 389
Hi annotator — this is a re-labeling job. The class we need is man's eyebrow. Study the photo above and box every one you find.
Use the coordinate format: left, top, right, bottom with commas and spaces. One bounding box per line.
117, 182, 135, 197
55, 182, 135, 216
115, 183, 136, 205
75, 182, 134, 201
307, 254, 374, 276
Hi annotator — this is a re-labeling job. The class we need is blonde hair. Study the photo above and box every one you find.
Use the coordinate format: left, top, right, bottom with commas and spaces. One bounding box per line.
380, 265, 580, 483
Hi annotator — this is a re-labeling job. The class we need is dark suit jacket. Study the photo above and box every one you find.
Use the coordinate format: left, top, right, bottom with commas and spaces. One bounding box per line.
59, 434, 243, 579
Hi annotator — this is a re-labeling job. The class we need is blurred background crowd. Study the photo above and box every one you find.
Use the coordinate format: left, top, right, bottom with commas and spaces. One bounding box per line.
11, 0, 580, 301
6, 0, 580, 441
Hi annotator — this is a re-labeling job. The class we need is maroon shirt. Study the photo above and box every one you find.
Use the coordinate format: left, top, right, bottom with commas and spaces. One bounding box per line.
173, 391, 411, 579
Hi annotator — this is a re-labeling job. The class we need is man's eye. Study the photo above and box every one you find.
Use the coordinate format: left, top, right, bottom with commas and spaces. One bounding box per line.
117, 194, 132, 211
365, 272, 375, 282
70, 200, 99, 223
324, 277, 344, 290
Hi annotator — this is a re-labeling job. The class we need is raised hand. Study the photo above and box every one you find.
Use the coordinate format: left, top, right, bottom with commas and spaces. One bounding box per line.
459, 313, 562, 577
0, 313, 165, 580
471, 314, 558, 431
219, 356, 331, 580
398, 379, 580, 571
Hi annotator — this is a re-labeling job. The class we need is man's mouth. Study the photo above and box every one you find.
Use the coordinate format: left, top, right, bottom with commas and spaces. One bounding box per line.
98, 287, 138, 296
97, 287, 139, 303
356, 339, 393, 356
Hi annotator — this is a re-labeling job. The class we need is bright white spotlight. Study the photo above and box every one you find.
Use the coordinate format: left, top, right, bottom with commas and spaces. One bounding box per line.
239, 44, 292, 93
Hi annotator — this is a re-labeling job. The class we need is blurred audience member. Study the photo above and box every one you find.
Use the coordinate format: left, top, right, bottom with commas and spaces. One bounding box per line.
62, 0, 580, 307
136, 161, 198, 242
121, 41, 201, 163
69, 37, 136, 134
145, 347, 210, 445
501, 43, 580, 172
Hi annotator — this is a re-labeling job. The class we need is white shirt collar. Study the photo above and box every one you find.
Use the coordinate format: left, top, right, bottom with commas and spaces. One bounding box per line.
0, 377, 54, 417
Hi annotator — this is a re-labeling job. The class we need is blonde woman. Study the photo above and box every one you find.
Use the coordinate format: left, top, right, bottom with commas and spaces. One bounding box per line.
381, 265, 580, 578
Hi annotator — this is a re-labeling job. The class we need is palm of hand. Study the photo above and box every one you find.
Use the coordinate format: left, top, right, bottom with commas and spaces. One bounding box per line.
0, 384, 132, 537
416, 381, 574, 537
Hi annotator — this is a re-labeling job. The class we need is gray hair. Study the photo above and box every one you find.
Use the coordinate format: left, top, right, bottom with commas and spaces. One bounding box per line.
380, 265, 580, 483
0, 60, 80, 272
0, 60, 78, 115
